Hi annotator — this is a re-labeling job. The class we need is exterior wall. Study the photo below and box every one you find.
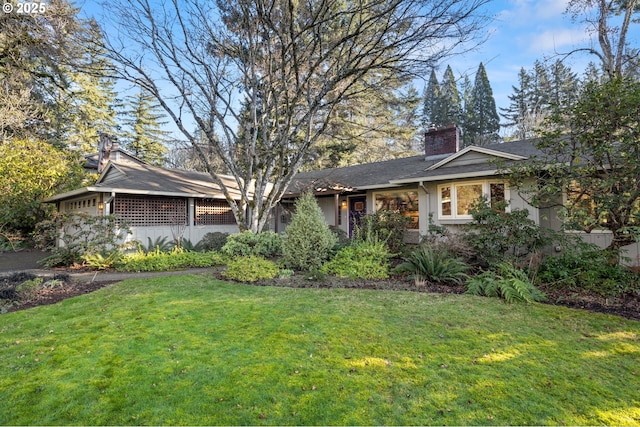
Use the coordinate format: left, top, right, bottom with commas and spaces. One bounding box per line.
57, 193, 241, 248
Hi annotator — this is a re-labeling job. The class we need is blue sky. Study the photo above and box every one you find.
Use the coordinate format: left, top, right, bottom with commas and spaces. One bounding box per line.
79, 0, 639, 129
452, 0, 640, 117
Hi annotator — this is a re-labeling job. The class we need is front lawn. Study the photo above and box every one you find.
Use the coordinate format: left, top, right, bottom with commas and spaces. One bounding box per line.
0, 275, 638, 425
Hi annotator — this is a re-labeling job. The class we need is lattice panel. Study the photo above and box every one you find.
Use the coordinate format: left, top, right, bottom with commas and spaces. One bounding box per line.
114, 196, 187, 226
194, 199, 236, 225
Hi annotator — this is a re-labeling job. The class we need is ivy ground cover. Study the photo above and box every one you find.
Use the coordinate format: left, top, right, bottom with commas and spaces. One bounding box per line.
0, 275, 638, 425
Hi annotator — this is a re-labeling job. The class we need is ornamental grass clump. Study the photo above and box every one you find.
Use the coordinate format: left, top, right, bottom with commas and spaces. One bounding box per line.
393, 245, 468, 286
282, 192, 337, 271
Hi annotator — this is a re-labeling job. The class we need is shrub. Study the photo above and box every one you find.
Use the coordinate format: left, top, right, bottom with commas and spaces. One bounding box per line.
322, 241, 391, 280
39, 213, 132, 268
138, 236, 173, 254
221, 231, 282, 258
393, 246, 468, 286
356, 210, 412, 253
118, 249, 227, 272
223, 256, 279, 282
282, 192, 337, 271
464, 198, 551, 267
537, 243, 640, 297
466, 262, 546, 303
198, 232, 230, 252
82, 251, 124, 270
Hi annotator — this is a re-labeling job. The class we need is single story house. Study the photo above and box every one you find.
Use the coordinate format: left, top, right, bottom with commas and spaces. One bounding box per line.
46, 126, 639, 265
279, 125, 640, 265
45, 154, 242, 245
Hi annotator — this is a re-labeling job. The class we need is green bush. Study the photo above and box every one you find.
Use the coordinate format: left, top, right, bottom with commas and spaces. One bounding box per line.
282, 192, 337, 271
466, 262, 546, 303
82, 251, 124, 270
356, 210, 412, 253
464, 198, 551, 267
322, 241, 391, 280
221, 231, 282, 258
118, 249, 227, 272
393, 246, 468, 286
138, 236, 173, 254
198, 232, 230, 252
222, 256, 279, 282
537, 243, 640, 297
39, 213, 132, 268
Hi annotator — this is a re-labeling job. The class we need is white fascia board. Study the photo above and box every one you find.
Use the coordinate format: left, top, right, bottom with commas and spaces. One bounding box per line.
43, 187, 114, 202
44, 187, 241, 202
426, 146, 527, 171
389, 170, 502, 185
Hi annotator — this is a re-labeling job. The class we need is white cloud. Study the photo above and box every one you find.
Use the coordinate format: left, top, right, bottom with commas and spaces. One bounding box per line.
527, 28, 590, 54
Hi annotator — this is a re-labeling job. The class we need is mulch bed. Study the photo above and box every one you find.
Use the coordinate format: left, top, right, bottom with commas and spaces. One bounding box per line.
2, 270, 639, 321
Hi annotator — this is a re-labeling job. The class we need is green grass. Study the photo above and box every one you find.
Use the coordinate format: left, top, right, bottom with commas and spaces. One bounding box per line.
0, 275, 638, 425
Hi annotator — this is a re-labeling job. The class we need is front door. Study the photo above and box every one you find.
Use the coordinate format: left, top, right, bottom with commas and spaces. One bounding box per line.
348, 196, 367, 237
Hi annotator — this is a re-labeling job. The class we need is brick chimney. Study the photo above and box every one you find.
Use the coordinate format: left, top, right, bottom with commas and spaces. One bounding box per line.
424, 124, 460, 158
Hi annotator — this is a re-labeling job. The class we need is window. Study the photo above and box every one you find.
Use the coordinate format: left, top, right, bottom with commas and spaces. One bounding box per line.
374, 190, 419, 229
438, 181, 507, 219
194, 199, 236, 225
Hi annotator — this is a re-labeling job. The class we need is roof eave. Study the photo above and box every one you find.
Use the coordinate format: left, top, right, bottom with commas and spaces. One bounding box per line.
389, 169, 502, 185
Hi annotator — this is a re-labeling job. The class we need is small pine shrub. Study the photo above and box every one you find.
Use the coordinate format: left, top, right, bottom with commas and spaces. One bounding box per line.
282, 192, 337, 271
221, 231, 282, 258
199, 232, 230, 252
393, 246, 468, 286
322, 241, 391, 280
223, 256, 279, 282
466, 262, 546, 303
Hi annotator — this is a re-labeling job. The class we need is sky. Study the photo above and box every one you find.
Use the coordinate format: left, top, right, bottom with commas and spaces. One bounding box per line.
79, 0, 640, 131
450, 0, 640, 119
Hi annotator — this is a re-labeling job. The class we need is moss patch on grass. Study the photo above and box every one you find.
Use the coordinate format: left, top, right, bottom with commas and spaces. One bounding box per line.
0, 275, 638, 425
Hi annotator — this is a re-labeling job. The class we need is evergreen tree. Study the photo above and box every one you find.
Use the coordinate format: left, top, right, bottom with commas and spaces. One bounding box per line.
463, 63, 499, 146
65, 20, 120, 153
308, 79, 420, 168
422, 69, 441, 128
434, 65, 462, 128
500, 68, 533, 140
122, 89, 170, 165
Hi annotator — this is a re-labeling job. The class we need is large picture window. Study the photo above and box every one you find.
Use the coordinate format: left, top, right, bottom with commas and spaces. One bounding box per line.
374, 190, 419, 229
438, 181, 507, 220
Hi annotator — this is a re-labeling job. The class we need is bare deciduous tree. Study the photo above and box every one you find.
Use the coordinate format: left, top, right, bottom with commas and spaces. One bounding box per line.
566, 0, 639, 78
103, 0, 490, 232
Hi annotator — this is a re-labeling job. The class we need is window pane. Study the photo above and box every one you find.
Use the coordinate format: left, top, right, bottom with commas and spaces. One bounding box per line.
441, 186, 451, 216
375, 190, 419, 229
456, 184, 482, 216
490, 183, 506, 211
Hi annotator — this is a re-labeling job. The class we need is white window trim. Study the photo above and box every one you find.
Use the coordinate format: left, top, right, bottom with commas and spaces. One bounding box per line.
437, 180, 510, 220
